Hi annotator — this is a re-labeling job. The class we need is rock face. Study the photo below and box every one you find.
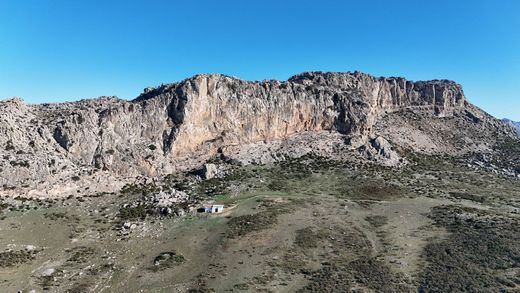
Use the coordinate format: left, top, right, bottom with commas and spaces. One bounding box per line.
0, 72, 516, 197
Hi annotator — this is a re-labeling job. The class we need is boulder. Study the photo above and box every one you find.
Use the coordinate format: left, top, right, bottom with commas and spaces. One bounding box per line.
203, 163, 218, 180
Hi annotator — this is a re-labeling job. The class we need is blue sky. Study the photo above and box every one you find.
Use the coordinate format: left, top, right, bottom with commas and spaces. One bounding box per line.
0, 0, 519, 120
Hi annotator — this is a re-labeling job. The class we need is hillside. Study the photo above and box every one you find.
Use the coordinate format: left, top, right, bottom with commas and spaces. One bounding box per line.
1, 72, 520, 292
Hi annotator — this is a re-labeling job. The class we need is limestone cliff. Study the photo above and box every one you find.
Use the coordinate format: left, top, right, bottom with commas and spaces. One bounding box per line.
0, 72, 515, 197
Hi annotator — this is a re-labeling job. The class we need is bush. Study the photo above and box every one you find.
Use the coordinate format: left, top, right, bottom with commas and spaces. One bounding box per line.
10, 160, 30, 168
151, 251, 185, 271
365, 215, 388, 228
0, 249, 37, 268
119, 204, 148, 221
4, 140, 15, 151
294, 227, 318, 249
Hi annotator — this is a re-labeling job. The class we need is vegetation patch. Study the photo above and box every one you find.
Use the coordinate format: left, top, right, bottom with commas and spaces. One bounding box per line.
118, 204, 149, 221
418, 205, 520, 292
494, 138, 520, 172
294, 227, 319, 249
9, 160, 30, 168
336, 179, 404, 202
267, 179, 288, 191
151, 251, 185, 271
68, 282, 92, 293
0, 249, 38, 268
297, 264, 352, 292
365, 215, 388, 228
233, 283, 250, 290
296, 223, 411, 292
37, 268, 64, 291
44, 211, 79, 222
66, 246, 96, 264
349, 257, 409, 291
226, 200, 297, 238
120, 182, 160, 196
226, 210, 278, 239
448, 191, 485, 203
0, 201, 11, 214
4, 140, 15, 151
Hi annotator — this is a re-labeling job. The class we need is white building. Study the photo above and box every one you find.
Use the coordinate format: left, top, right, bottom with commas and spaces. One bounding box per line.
204, 204, 224, 213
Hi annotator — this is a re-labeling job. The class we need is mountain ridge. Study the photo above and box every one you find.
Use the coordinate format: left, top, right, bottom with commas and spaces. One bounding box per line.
0, 71, 517, 198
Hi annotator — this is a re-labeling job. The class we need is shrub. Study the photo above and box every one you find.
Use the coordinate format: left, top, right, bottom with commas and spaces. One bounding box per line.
10, 160, 30, 168
4, 140, 15, 151
151, 252, 185, 271
119, 204, 148, 221
294, 227, 318, 249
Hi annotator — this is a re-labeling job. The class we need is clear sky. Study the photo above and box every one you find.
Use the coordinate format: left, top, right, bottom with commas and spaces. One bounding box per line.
0, 0, 519, 120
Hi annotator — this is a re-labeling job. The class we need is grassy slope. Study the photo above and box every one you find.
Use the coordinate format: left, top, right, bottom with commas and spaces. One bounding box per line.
0, 154, 519, 292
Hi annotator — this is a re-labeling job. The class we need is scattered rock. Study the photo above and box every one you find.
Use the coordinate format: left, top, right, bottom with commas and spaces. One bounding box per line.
147, 189, 188, 208
41, 268, 55, 277
24, 245, 36, 251
359, 136, 403, 166
203, 163, 218, 180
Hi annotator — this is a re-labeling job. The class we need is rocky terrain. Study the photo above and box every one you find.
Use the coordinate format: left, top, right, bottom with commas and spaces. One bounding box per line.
1, 71, 517, 198
1, 71, 519, 292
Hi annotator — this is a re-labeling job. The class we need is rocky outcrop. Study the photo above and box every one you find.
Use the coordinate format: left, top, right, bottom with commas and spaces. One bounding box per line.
164, 72, 466, 157
359, 136, 402, 166
0, 71, 515, 197
202, 164, 218, 180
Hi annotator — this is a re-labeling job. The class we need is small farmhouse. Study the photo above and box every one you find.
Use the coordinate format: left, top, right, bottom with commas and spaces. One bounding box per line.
202, 204, 224, 214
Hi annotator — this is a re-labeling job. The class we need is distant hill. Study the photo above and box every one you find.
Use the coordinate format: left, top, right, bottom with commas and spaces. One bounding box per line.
503, 119, 520, 137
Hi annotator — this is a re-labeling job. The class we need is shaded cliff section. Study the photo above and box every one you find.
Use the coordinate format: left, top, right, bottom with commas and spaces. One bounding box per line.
0, 72, 515, 196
